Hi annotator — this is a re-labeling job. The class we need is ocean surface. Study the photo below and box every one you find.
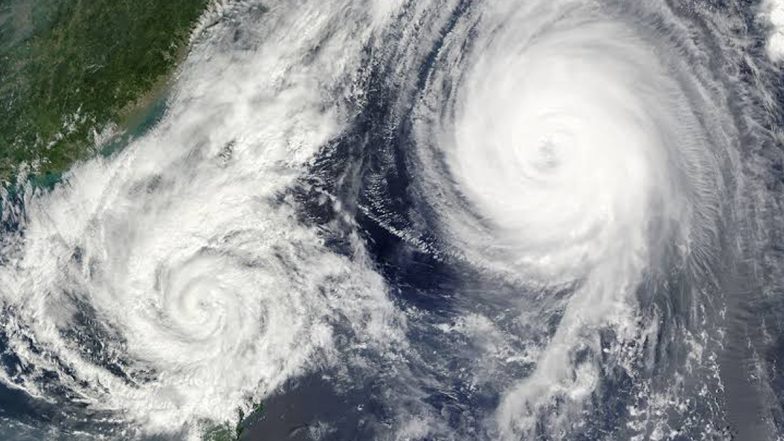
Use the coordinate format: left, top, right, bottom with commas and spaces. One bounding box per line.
2, 1, 784, 440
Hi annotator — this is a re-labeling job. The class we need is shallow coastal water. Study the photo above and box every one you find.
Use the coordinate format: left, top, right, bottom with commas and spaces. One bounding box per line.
2, 1, 784, 440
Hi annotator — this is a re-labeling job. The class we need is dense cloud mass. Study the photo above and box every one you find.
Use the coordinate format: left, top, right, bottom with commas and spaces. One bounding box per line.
1, 1, 784, 440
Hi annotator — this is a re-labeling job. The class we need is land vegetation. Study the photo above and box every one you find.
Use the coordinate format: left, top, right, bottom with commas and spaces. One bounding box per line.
1, 2, 269, 438
0, 0, 209, 184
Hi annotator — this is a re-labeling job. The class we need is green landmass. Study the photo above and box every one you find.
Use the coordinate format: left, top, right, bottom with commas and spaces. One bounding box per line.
0, 2, 269, 438
204, 402, 265, 441
0, 0, 210, 185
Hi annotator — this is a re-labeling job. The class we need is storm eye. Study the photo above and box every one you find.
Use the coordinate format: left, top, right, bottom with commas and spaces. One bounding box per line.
0, 1, 779, 440
532, 139, 561, 171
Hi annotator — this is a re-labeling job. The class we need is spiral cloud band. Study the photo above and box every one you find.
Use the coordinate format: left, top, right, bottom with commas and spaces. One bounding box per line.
0, 3, 403, 438
393, 1, 742, 437
430, 2, 727, 436
1, 0, 784, 440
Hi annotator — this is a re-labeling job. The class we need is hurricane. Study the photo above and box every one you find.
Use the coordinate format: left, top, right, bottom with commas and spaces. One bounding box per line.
1, 0, 784, 440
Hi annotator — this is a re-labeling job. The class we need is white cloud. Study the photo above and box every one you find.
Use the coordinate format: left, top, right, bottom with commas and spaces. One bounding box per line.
761, 0, 784, 61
